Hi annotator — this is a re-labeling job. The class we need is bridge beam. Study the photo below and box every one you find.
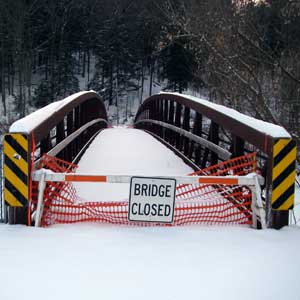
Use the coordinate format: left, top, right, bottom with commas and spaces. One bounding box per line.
175, 103, 182, 150
210, 122, 219, 165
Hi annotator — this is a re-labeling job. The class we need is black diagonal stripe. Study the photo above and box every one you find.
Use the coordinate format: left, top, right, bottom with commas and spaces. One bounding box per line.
4, 135, 28, 162
5, 178, 28, 206
272, 184, 294, 210
272, 160, 296, 190
274, 140, 296, 167
4, 154, 28, 185
274, 139, 282, 146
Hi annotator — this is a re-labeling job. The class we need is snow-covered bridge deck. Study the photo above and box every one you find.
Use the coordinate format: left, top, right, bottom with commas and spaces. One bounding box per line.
74, 127, 193, 203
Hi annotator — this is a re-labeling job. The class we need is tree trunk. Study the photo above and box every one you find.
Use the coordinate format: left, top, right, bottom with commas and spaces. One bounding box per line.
9, 56, 14, 95
116, 61, 119, 125
82, 50, 86, 78
18, 64, 24, 117
179, 82, 183, 93
1, 36, 6, 116
109, 65, 113, 106
149, 57, 153, 96
87, 50, 90, 85
140, 59, 144, 104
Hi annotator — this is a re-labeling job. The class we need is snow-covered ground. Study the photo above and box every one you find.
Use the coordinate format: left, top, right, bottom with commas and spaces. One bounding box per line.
1, 126, 300, 300
1, 223, 300, 300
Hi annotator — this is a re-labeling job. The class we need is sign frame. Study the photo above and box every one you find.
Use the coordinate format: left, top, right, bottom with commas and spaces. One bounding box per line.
128, 176, 176, 223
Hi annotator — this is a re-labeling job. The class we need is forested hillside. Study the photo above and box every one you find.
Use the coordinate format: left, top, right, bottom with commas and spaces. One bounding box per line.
0, 0, 299, 137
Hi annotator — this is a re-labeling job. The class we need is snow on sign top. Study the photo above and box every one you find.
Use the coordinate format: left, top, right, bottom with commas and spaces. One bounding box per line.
160, 92, 291, 138
9, 91, 91, 133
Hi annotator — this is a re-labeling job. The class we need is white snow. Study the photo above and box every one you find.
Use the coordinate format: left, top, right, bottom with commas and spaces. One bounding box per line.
0, 222, 300, 300
1, 125, 300, 300
9, 91, 93, 133
74, 127, 193, 202
161, 92, 291, 138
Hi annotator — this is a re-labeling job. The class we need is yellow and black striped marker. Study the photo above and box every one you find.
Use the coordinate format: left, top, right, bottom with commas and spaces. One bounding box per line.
3, 133, 29, 207
272, 139, 296, 210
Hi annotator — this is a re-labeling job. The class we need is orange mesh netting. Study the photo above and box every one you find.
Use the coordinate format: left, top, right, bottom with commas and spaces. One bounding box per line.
31, 153, 257, 227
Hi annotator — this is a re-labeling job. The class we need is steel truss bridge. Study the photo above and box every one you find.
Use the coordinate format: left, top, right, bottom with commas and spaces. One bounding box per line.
1, 91, 297, 229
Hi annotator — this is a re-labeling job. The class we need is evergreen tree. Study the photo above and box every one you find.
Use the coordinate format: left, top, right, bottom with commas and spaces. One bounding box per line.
161, 40, 196, 93
90, 3, 141, 106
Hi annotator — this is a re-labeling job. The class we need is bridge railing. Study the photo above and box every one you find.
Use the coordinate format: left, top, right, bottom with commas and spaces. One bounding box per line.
134, 92, 297, 228
2, 91, 108, 225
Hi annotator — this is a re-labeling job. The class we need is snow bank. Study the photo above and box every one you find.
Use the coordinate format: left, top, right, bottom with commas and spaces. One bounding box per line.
0, 223, 300, 300
161, 92, 291, 138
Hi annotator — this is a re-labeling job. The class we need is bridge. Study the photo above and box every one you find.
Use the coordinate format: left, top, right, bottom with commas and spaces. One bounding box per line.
1, 91, 297, 229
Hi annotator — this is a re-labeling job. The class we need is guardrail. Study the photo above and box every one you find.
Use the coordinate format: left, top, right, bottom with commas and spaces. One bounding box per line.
135, 92, 297, 228
3, 91, 108, 225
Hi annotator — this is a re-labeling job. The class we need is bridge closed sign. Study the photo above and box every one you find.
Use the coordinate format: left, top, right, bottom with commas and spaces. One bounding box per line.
128, 177, 176, 223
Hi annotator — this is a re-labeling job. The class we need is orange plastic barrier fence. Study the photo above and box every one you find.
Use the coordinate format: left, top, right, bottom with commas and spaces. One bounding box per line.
31, 153, 256, 227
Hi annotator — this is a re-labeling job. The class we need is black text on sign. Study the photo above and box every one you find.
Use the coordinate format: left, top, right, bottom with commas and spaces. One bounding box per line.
128, 177, 176, 223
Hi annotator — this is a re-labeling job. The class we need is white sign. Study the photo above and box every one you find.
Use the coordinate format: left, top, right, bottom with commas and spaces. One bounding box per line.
128, 177, 176, 223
